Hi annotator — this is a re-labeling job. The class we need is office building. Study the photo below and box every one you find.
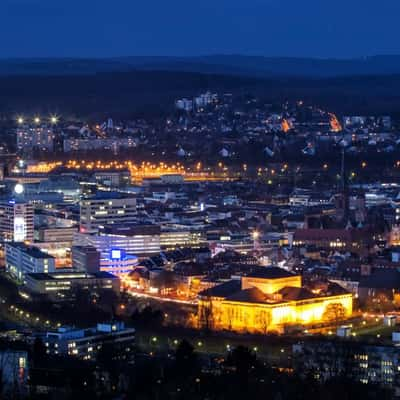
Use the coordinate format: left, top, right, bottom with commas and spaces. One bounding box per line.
43, 322, 135, 360
80, 193, 137, 233
5, 242, 55, 281
72, 245, 101, 273
74, 224, 161, 263
160, 230, 204, 250
24, 271, 119, 300
35, 226, 77, 242
92, 170, 131, 187
0, 200, 34, 242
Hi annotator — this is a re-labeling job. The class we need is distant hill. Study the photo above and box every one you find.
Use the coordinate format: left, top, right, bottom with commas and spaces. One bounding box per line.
3, 55, 400, 77
1, 69, 400, 119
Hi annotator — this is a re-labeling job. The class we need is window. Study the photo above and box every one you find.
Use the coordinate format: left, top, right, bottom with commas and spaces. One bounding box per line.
19, 357, 26, 368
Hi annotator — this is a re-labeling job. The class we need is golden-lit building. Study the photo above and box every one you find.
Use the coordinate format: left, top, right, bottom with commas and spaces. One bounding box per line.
198, 267, 352, 333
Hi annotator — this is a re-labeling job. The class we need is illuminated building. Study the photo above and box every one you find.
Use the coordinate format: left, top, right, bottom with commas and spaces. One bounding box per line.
160, 230, 204, 250
292, 228, 371, 253
0, 200, 34, 242
175, 98, 193, 111
24, 271, 119, 301
194, 91, 218, 108
99, 249, 138, 277
32, 241, 72, 269
32, 225, 77, 269
5, 242, 55, 282
198, 267, 352, 333
16, 125, 54, 153
74, 224, 161, 264
80, 193, 137, 233
63, 138, 137, 153
43, 322, 134, 360
35, 226, 76, 242
329, 112, 342, 132
92, 170, 131, 187
389, 225, 400, 246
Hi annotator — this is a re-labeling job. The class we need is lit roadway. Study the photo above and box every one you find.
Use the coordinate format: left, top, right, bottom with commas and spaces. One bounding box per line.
127, 290, 197, 305
25, 160, 238, 183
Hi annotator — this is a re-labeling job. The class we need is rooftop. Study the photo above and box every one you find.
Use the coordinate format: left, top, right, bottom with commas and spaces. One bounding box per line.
245, 266, 296, 280
25, 271, 118, 281
7, 242, 54, 259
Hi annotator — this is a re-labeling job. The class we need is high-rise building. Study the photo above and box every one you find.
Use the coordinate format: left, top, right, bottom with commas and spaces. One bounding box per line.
0, 200, 34, 242
79, 193, 137, 233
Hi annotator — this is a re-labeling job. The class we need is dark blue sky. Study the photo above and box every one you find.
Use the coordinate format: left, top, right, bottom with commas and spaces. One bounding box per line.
2, 0, 400, 58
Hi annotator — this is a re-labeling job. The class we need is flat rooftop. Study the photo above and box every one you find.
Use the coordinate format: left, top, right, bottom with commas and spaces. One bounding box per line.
25, 271, 118, 281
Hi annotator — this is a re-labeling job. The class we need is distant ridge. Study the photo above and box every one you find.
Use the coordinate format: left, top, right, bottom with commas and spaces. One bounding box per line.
3, 55, 400, 77
1, 69, 400, 118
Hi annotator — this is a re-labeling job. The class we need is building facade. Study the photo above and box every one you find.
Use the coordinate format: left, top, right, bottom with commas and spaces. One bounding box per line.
24, 271, 120, 300
5, 242, 55, 281
44, 322, 135, 360
0, 201, 34, 242
198, 267, 353, 333
80, 194, 137, 233
74, 224, 161, 264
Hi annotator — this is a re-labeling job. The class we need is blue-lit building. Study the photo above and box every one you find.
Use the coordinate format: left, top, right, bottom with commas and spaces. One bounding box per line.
100, 249, 139, 277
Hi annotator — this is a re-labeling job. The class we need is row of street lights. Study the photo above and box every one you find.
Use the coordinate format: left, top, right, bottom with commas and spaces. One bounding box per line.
17, 116, 59, 125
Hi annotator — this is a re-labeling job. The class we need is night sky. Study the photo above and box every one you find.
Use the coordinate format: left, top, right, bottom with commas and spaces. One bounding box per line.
2, 0, 400, 58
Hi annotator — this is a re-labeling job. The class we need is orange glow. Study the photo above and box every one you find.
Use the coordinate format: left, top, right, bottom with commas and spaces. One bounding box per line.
281, 118, 291, 133
198, 274, 352, 334
329, 113, 342, 132
23, 160, 236, 183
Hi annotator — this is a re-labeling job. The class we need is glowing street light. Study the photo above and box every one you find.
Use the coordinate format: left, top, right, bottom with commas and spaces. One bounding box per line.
14, 183, 24, 195
50, 115, 58, 124
34, 117, 41, 124
17, 117, 24, 124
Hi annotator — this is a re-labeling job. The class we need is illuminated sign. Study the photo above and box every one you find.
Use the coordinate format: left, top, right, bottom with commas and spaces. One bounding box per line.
110, 249, 125, 260
14, 217, 26, 242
